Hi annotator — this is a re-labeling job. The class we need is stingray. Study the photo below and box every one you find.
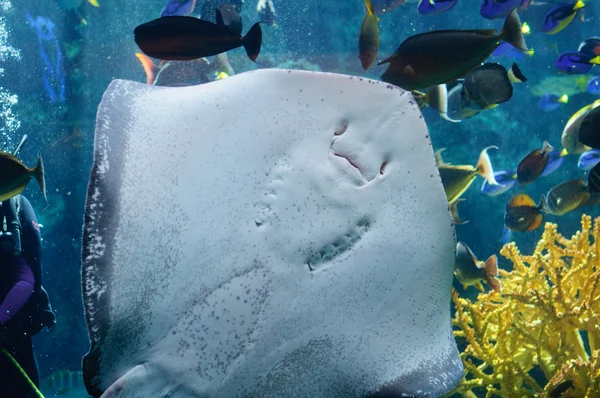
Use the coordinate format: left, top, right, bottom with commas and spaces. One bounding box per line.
81, 69, 462, 397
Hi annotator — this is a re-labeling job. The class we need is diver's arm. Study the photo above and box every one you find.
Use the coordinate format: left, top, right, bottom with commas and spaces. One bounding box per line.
18, 195, 42, 291
0, 256, 34, 325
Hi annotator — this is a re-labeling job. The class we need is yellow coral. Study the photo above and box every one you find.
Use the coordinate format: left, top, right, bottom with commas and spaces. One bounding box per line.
447, 215, 600, 398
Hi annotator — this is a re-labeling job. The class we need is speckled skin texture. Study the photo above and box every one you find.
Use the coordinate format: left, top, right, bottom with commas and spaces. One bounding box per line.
81, 69, 462, 398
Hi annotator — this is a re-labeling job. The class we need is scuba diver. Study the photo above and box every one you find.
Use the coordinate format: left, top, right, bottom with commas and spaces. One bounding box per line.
0, 137, 55, 397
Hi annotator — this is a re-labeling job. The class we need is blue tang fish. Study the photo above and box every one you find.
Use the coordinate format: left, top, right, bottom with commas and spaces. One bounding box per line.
578, 149, 600, 170
555, 52, 600, 75
588, 76, 600, 95
480, 0, 523, 20
481, 170, 516, 196
539, 94, 568, 111
417, 0, 458, 15
543, 0, 585, 34
161, 0, 199, 17
541, 149, 565, 177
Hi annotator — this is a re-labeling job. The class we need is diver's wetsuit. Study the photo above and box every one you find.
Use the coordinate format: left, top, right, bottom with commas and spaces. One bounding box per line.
0, 195, 44, 397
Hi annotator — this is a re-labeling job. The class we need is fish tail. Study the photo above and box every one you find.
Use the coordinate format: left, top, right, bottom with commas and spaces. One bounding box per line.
242, 22, 263, 62
573, 0, 585, 11
88, 0, 100, 6
364, 0, 375, 16
538, 195, 548, 212
32, 153, 47, 205
501, 8, 528, 51
450, 198, 468, 225
589, 56, 600, 65
135, 53, 156, 85
476, 146, 499, 186
558, 94, 569, 104
507, 63, 527, 83
542, 141, 554, 155
483, 255, 502, 293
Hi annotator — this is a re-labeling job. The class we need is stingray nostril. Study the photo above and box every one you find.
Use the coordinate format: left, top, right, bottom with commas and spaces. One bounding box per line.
380, 161, 388, 175
334, 123, 348, 136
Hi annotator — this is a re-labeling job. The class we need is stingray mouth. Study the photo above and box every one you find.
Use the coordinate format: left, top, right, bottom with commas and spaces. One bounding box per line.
329, 150, 370, 184
306, 218, 370, 272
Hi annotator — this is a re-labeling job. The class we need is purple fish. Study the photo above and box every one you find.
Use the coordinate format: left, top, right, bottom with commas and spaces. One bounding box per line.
589, 76, 600, 95
554, 52, 598, 75
417, 0, 458, 15
480, 0, 522, 20
541, 150, 564, 177
539, 94, 568, 112
543, 1, 586, 34
492, 42, 530, 60
579, 37, 600, 58
481, 170, 516, 196
371, 0, 407, 13
161, 0, 198, 17
578, 150, 600, 170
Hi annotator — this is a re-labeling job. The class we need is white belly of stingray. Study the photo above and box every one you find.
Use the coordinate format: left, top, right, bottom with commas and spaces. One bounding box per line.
82, 69, 462, 398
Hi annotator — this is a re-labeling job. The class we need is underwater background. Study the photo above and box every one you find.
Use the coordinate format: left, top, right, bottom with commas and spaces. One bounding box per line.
0, 0, 599, 396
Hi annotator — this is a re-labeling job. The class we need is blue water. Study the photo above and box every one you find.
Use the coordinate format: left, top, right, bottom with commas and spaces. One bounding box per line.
0, 0, 599, 396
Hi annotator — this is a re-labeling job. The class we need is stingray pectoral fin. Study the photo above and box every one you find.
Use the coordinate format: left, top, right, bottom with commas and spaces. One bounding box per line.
99, 364, 173, 398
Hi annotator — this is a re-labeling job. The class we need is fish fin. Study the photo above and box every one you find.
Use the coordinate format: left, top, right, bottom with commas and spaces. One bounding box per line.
403, 64, 416, 76
88, 0, 99, 6
484, 255, 501, 292
434, 148, 450, 167
508, 193, 535, 208
542, 141, 555, 155
474, 282, 485, 292
483, 104, 499, 110
507, 63, 527, 83
31, 153, 47, 205
538, 194, 548, 213
573, 0, 586, 11
521, 22, 531, 35
365, 0, 376, 16
440, 113, 462, 123
479, 29, 498, 37
560, 148, 569, 156
411, 90, 428, 109
558, 94, 569, 104
589, 56, 600, 65
242, 22, 263, 62
476, 146, 499, 185
135, 53, 156, 85
377, 53, 398, 66
450, 199, 469, 225
501, 8, 529, 51
462, 284, 469, 291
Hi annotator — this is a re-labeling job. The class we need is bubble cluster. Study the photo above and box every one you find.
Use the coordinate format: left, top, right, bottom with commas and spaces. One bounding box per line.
0, 0, 21, 150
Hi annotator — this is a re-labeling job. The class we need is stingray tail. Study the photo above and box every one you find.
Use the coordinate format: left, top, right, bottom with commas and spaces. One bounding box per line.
483, 255, 501, 293
242, 22, 263, 62
476, 146, 499, 186
31, 153, 47, 205
501, 8, 528, 51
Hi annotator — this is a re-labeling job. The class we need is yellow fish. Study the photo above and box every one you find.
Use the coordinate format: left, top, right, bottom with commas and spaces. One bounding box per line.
0, 152, 46, 203
358, 0, 379, 70
436, 146, 499, 203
